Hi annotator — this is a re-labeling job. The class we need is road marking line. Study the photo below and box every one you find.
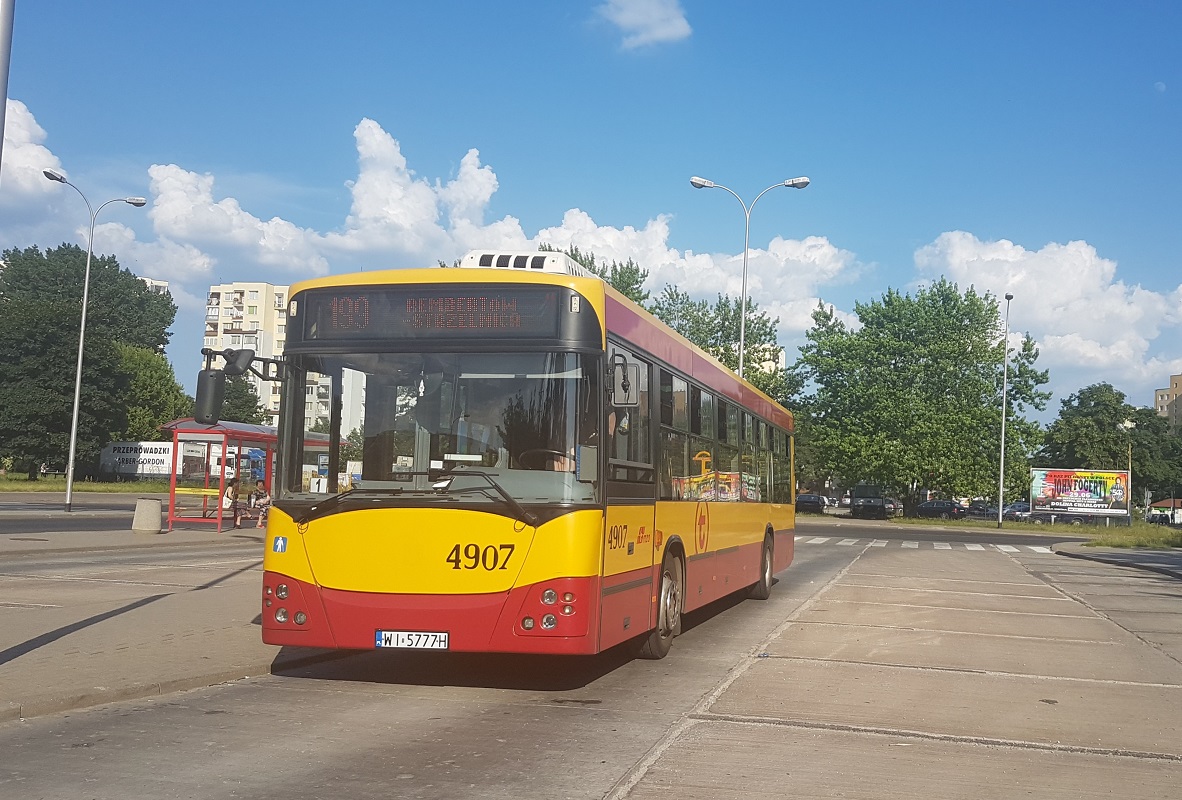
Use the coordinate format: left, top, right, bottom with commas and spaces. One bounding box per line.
963, 543, 985, 551
870, 540, 888, 547
838, 539, 861, 546
995, 544, 1019, 552
902, 541, 919, 548
1027, 545, 1052, 553
807, 537, 831, 544
934, 542, 952, 549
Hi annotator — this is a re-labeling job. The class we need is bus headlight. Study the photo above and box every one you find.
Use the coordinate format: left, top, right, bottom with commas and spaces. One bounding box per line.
275, 608, 289, 624
275, 584, 289, 600
521, 617, 536, 630
541, 589, 558, 605
294, 611, 307, 625
541, 614, 557, 629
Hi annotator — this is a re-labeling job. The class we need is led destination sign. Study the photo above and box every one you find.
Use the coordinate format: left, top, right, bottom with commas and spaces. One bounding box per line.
301, 286, 562, 341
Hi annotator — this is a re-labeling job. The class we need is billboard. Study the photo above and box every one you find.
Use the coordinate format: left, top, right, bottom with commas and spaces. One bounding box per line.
1029, 469, 1130, 517
99, 441, 175, 477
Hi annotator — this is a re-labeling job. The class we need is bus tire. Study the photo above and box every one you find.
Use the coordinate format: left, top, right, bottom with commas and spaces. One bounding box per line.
637, 552, 683, 660
748, 534, 773, 600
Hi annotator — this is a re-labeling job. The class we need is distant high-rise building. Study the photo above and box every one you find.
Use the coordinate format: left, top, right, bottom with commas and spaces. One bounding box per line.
203, 281, 289, 424
141, 277, 170, 295
1154, 374, 1181, 433
201, 281, 363, 434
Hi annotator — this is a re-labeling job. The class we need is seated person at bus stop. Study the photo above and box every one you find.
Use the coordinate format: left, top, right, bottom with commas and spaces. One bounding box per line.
222, 483, 249, 528
249, 479, 272, 529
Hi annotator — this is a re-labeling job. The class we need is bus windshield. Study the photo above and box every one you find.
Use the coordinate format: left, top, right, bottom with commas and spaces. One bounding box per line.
277, 351, 600, 507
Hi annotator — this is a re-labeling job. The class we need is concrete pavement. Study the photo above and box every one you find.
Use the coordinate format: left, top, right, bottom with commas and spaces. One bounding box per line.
0, 493, 336, 722
2, 492, 1181, 797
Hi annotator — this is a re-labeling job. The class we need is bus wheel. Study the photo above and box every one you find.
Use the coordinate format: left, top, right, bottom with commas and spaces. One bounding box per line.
638, 553, 683, 660
748, 535, 773, 600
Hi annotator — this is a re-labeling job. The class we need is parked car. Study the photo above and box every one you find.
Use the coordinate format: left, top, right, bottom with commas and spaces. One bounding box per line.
884, 497, 903, 518
965, 500, 999, 519
796, 493, 827, 514
1146, 512, 1171, 525
1003, 502, 1031, 522
915, 499, 967, 520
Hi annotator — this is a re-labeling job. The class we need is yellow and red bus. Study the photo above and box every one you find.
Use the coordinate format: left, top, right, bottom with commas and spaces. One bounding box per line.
260, 250, 795, 658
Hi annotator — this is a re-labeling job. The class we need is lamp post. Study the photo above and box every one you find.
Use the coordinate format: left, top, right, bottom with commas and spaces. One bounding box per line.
996, 292, 1013, 529
689, 175, 810, 379
1119, 419, 1135, 517
43, 168, 146, 512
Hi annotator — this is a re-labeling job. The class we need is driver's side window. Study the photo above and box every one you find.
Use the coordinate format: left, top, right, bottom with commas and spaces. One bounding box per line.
606, 343, 652, 482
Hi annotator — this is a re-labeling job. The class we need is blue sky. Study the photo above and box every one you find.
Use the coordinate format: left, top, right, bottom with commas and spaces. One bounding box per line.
2, 1, 1179, 422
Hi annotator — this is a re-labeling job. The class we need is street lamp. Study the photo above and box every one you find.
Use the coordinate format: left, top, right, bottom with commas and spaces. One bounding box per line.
43, 168, 146, 512
1119, 419, 1135, 515
996, 292, 1013, 529
689, 175, 810, 379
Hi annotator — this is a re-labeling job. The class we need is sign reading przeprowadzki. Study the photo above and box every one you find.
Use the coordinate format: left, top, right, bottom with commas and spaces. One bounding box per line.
1030, 468, 1130, 517
99, 441, 175, 478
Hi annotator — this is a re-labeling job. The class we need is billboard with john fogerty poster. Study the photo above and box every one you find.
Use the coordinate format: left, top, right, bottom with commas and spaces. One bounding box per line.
1030, 469, 1130, 517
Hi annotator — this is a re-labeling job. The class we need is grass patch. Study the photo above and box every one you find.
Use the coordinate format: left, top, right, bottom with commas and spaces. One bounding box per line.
1085, 524, 1182, 549
0, 475, 173, 493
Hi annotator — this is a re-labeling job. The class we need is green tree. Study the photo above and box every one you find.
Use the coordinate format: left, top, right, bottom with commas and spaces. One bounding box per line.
2, 244, 175, 351
116, 344, 192, 441
796, 280, 1049, 511
1040, 383, 1182, 506
0, 245, 167, 477
221, 377, 267, 424
342, 427, 364, 463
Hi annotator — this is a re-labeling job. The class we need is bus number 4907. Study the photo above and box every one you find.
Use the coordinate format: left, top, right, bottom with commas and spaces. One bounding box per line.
446, 543, 516, 571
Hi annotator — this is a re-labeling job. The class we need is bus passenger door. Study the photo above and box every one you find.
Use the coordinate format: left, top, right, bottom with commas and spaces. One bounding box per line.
602, 498, 655, 650
599, 346, 655, 651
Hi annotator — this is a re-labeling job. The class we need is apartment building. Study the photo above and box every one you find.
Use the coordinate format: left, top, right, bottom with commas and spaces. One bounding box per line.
204, 282, 289, 423
202, 281, 364, 434
1155, 374, 1181, 433
142, 277, 170, 295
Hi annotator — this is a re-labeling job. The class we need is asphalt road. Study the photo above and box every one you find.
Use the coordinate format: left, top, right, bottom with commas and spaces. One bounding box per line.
1, 518, 1178, 798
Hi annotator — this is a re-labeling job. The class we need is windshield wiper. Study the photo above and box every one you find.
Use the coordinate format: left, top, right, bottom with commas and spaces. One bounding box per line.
292, 486, 403, 525
435, 471, 538, 527
291, 472, 537, 527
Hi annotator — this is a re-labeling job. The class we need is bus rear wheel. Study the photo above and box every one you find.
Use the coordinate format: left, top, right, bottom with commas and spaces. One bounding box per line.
638, 552, 683, 660
748, 535, 773, 600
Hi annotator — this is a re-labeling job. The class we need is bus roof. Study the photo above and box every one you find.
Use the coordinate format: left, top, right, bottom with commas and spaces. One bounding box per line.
286, 255, 793, 432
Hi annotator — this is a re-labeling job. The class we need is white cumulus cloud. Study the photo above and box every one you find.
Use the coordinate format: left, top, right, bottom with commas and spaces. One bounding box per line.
596, 0, 692, 48
914, 230, 1182, 405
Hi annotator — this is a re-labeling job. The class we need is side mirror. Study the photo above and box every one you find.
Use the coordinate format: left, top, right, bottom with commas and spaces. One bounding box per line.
223, 348, 256, 376
610, 359, 640, 407
194, 369, 226, 425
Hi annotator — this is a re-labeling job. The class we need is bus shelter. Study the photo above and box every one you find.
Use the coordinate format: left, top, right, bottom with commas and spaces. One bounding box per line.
161, 418, 278, 533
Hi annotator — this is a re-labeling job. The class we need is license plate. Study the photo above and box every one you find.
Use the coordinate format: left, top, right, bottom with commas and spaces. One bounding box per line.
374, 630, 449, 650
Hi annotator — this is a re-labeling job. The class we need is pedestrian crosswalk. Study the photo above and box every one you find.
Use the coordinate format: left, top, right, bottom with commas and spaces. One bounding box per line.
794, 535, 1052, 553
